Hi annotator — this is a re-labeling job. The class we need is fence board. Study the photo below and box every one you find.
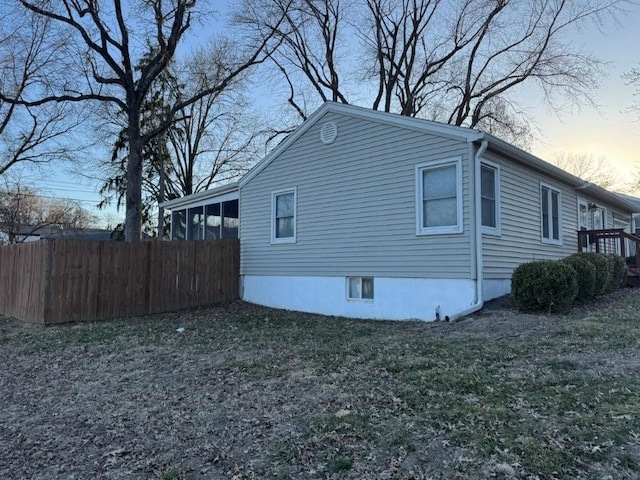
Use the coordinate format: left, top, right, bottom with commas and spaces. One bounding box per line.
0, 239, 239, 324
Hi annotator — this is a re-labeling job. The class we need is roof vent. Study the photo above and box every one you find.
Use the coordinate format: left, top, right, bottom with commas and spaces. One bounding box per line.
320, 121, 338, 145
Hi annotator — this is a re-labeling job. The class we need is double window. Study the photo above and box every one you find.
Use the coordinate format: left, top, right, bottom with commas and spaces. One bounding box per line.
541, 183, 562, 244
416, 157, 463, 235
272, 188, 296, 243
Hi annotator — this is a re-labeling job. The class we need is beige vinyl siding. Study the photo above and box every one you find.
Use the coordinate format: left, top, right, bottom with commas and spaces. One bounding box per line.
241, 111, 473, 278
482, 150, 631, 279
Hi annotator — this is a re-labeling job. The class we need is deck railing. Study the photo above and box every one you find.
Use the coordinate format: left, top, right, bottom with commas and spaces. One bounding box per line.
577, 228, 640, 269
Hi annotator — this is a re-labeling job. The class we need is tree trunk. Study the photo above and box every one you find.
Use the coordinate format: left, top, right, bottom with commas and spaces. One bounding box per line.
125, 117, 143, 242
156, 138, 165, 240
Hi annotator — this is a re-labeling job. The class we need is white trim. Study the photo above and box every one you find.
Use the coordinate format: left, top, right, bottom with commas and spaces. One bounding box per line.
540, 182, 563, 245
415, 157, 463, 235
271, 188, 297, 244
480, 159, 501, 236
242, 275, 476, 321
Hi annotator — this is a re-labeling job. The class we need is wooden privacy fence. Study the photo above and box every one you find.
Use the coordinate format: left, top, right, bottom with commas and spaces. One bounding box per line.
0, 239, 239, 324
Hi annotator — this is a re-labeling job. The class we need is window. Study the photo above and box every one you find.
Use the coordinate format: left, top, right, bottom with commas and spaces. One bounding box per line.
481, 162, 500, 234
272, 189, 296, 243
188, 206, 204, 240
171, 210, 186, 240
205, 203, 221, 239
541, 184, 561, 244
222, 200, 239, 239
347, 277, 374, 300
416, 157, 463, 235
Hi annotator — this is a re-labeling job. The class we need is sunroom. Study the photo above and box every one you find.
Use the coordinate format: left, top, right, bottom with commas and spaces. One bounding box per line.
159, 183, 239, 241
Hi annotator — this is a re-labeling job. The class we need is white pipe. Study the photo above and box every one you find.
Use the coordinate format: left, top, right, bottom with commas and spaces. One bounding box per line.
450, 138, 488, 321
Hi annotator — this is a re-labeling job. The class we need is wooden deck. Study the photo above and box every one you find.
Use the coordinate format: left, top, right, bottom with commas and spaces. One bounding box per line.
577, 229, 640, 286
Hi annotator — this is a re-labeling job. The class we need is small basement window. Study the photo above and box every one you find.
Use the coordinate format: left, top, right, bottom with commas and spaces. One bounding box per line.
347, 277, 374, 300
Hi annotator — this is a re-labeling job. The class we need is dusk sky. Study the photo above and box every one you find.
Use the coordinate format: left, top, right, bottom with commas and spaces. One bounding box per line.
20, 1, 640, 226
527, 2, 640, 186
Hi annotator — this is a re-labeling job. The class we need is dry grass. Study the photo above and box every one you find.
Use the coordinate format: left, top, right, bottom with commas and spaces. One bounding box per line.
1, 291, 640, 479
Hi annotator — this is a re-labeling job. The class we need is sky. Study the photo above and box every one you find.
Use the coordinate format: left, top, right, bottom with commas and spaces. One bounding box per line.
526, 3, 640, 187
17, 0, 640, 228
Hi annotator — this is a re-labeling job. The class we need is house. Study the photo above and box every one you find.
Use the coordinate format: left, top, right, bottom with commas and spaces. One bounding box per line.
164, 102, 639, 321
0, 224, 113, 244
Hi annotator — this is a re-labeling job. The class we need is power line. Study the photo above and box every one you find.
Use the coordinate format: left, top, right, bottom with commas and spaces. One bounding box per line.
0, 190, 103, 205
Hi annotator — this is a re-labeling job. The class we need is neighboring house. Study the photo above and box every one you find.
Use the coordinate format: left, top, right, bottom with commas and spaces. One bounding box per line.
0, 224, 114, 244
165, 102, 639, 321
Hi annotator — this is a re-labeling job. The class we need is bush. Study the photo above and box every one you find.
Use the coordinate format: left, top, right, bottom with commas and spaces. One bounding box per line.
560, 255, 597, 303
570, 252, 611, 296
604, 254, 627, 291
511, 260, 578, 313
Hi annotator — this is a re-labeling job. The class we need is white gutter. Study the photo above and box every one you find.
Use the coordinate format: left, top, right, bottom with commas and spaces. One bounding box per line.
450, 138, 488, 321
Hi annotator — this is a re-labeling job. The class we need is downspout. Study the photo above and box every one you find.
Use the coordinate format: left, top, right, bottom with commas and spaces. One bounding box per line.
450, 138, 488, 320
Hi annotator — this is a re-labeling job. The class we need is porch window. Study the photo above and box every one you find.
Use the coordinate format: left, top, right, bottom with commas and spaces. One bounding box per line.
416, 157, 462, 235
541, 184, 562, 244
272, 188, 296, 243
188, 206, 204, 240
205, 203, 221, 239
171, 210, 186, 240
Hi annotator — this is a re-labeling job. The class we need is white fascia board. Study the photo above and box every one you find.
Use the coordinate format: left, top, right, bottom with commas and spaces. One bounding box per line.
239, 102, 484, 188
159, 182, 239, 211
484, 133, 638, 214
324, 102, 484, 142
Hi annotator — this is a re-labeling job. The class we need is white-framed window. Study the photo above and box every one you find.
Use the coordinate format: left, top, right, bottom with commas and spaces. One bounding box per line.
416, 157, 463, 235
271, 188, 296, 243
540, 183, 562, 244
481, 161, 501, 235
347, 277, 374, 300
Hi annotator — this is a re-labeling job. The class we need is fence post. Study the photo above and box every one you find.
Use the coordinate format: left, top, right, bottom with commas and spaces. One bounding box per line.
42, 240, 54, 324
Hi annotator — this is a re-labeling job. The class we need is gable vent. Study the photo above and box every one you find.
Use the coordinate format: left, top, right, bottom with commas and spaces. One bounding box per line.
320, 121, 338, 145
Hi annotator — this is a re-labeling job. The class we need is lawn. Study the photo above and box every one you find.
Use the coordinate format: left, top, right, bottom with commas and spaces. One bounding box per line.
1, 291, 640, 479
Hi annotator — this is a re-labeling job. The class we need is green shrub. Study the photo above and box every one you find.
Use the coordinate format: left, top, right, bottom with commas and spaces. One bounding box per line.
569, 252, 611, 296
511, 260, 578, 313
560, 255, 597, 303
604, 254, 627, 291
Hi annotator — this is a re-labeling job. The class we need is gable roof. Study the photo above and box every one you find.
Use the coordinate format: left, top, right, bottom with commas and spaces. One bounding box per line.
239, 102, 482, 187
240, 102, 637, 214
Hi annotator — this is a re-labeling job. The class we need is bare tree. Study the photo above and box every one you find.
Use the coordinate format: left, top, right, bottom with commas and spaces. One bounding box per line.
0, 9, 80, 177
0, 0, 285, 242
237, 0, 348, 125
623, 65, 640, 117
244, 0, 628, 145
552, 151, 617, 189
98, 43, 264, 237
0, 181, 96, 244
